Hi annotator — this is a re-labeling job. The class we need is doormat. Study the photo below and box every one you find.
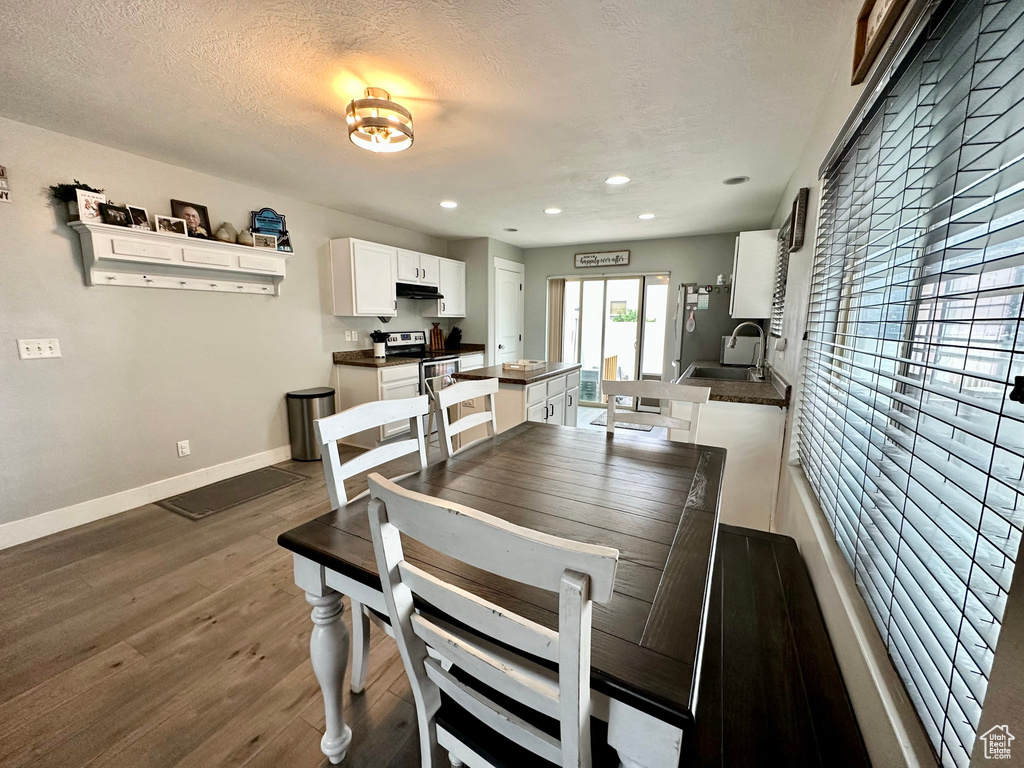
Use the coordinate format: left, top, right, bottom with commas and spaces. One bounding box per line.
589, 414, 654, 432
159, 466, 306, 521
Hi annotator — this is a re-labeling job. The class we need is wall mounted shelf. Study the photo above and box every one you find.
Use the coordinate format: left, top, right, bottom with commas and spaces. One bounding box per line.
70, 221, 290, 296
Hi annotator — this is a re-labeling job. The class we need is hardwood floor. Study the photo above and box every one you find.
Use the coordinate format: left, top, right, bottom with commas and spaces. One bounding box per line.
0, 452, 425, 768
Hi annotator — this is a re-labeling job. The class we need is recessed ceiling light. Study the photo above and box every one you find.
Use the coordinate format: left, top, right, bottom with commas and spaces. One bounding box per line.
544, 208, 562, 215
605, 175, 630, 185
439, 200, 458, 209
503, 227, 518, 232
722, 176, 750, 185
638, 213, 656, 220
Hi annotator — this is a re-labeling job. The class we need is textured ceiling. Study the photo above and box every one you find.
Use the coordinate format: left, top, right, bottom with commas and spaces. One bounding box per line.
0, 0, 859, 247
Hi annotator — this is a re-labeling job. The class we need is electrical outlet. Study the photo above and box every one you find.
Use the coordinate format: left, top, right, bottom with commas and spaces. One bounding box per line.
176, 440, 190, 458
17, 338, 61, 359
345, 331, 354, 342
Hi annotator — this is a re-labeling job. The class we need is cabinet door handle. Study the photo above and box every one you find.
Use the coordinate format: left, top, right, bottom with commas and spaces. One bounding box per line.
567, 393, 572, 406
442, 302, 445, 312
416, 267, 420, 278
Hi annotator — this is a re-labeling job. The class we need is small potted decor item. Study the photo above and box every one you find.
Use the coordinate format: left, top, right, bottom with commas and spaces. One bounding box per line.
214, 221, 237, 243
369, 330, 390, 358
236, 228, 254, 246
49, 181, 104, 222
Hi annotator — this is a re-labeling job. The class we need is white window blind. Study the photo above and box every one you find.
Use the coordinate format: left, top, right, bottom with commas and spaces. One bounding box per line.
797, 0, 1024, 765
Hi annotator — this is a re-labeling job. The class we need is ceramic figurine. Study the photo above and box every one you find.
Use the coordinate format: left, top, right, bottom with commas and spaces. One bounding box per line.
236, 228, 254, 246
215, 222, 237, 243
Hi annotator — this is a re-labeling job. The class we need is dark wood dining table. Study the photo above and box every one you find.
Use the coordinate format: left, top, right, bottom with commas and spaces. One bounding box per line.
278, 421, 724, 767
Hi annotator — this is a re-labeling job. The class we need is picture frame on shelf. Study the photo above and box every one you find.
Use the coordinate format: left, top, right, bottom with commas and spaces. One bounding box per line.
252, 233, 278, 249
98, 203, 131, 227
127, 206, 150, 230
852, 0, 911, 84
154, 215, 188, 237
170, 199, 212, 239
75, 189, 106, 223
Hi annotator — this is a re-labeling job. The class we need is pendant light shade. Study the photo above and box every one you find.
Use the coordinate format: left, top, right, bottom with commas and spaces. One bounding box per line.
346, 87, 413, 153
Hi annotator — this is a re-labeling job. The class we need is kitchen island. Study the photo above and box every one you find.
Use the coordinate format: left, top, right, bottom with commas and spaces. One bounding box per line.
454, 361, 582, 431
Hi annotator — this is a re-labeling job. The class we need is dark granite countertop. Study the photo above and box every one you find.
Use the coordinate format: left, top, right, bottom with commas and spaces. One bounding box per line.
332, 344, 485, 368
454, 361, 582, 386
681, 360, 790, 407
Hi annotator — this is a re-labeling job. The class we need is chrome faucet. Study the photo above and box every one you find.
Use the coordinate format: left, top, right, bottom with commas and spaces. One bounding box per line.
727, 322, 767, 381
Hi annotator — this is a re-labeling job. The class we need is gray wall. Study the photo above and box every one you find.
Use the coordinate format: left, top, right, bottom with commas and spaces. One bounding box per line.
522, 234, 739, 377
0, 116, 448, 526
449, 237, 523, 365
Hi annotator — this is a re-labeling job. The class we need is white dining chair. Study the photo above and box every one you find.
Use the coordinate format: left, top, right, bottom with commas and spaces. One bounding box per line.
423, 373, 455, 458
313, 395, 430, 694
367, 473, 620, 768
432, 378, 499, 459
602, 379, 711, 443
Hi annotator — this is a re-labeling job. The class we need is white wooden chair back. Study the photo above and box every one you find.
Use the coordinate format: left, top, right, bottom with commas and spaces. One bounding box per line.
313, 396, 430, 508
432, 378, 499, 459
367, 474, 619, 768
602, 379, 711, 444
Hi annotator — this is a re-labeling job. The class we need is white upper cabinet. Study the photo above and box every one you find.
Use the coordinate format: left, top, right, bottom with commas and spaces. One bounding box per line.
730, 229, 779, 319
423, 258, 466, 318
331, 238, 397, 317
397, 249, 440, 286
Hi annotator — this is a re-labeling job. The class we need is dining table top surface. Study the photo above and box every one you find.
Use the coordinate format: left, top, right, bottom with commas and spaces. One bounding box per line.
278, 421, 724, 730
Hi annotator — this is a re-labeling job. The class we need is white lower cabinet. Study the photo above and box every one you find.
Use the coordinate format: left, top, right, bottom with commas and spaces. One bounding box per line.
695, 400, 787, 531
521, 369, 579, 428
333, 362, 419, 449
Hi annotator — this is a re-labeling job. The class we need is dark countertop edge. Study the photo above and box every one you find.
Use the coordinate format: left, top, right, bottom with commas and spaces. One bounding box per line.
454, 362, 582, 386
683, 360, 791, 407
333, 345, 486, 367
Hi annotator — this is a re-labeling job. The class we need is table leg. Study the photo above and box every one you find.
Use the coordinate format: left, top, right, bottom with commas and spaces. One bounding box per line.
294, 555, 354, 764
307, 591, 353, 764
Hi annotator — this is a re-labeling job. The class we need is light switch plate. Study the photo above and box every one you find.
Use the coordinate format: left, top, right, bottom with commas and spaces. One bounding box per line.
18, 338, 61, 359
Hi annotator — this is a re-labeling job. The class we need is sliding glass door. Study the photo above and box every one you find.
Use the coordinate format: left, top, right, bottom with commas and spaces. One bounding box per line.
561, 274, 669, 408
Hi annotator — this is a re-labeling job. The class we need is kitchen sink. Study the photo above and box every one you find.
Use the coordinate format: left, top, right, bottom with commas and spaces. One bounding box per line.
683, 366, 753, 381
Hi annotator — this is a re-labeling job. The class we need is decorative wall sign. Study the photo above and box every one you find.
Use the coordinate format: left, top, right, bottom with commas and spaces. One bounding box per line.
250, 207, 292, 252
0, 165, 10, 203
852, 0, 911, 84
788, 187, 810, 252
574, 250, 630, 268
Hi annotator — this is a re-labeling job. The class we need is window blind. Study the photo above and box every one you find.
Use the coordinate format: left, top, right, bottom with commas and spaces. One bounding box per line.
797, 0, 1024, 765
771, 224, 791, 338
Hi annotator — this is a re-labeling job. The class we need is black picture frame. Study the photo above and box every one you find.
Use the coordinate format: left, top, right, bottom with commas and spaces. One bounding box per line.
170, 199, 212, 239
98, 203, 131, 227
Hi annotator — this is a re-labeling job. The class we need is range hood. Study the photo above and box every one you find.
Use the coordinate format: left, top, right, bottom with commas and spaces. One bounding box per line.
396, 282, 444, 300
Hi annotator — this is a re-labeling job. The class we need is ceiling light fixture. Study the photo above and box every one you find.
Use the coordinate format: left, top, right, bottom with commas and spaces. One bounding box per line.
605, 175, 630, 185
722, 176, 750, 185
638, 213, 655, 220
544, 208, 562, 215
439, 200, 458, 209
346, 87, 413, 153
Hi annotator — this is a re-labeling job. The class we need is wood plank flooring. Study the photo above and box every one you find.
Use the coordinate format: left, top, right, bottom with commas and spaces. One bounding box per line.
0, 451, 423, 768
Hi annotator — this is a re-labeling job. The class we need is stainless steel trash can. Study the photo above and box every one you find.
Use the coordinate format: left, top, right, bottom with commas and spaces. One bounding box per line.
286, 387, 336, 461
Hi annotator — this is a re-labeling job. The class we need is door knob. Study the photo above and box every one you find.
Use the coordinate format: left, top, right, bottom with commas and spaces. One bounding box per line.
499, 344, 504, 349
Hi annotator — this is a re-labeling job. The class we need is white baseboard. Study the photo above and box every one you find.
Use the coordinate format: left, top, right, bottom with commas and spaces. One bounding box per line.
0, 445, 293, 551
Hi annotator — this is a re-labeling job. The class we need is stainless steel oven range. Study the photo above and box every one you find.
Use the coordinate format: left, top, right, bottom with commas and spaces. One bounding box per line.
383, 330, 460, 395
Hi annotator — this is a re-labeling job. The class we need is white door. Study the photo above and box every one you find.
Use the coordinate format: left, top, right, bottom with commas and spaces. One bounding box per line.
565, 386, 579, 427
494, 261, 524, 363
396, 249, 420, 283
353, 241, 397, 316
419, 254, 440, 286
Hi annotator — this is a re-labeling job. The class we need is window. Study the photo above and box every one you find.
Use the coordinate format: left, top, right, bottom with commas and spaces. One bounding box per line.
797, 1, 1024, 765
771, 223, 791, 338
